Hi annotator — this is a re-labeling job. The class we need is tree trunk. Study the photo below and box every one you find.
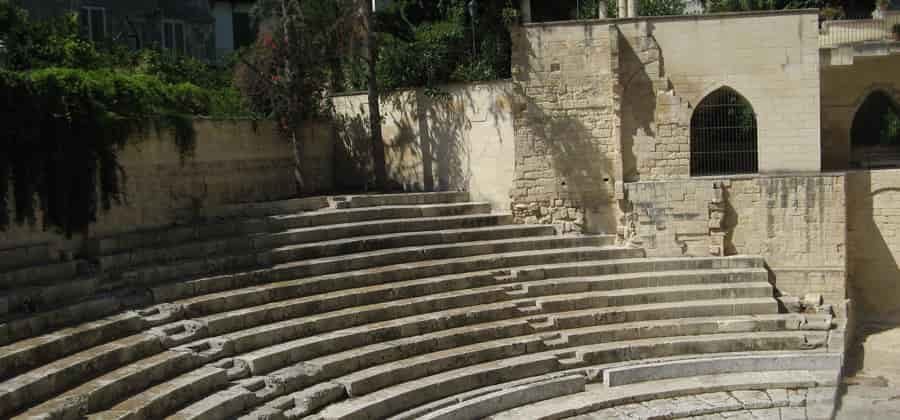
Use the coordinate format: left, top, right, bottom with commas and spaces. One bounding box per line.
290, 130, 306, 194
364, 0, 388, 192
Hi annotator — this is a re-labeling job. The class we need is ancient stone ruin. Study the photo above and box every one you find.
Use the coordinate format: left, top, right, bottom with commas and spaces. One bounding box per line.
4, 6, 900, 420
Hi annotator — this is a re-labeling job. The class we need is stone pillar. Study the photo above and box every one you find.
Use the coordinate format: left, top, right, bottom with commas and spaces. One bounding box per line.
618, 0, 628, 18
598, 0, 608, 18
627, 0, 638, 17
521, 0, 532, 23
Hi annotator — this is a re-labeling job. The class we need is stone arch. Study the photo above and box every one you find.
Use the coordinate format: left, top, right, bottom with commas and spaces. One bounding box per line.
849, 86, 900, 168
689, 86, 758, 177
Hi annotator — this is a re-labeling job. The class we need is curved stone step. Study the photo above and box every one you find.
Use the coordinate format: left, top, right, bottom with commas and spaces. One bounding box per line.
0, 311, 145, 382
0, 243, 55, 271
97, 213, 516, 274
224, 281, 774, 376
0, 295, 125, 347
327, 317, 812, 399
0, 333, 164, 418
88, 201, 489, 257
315, 331, 829, 420
158, 242, 633, 311
86, 366, 228, 420
0, 266, 771, 418
487, 371, 837, 420
415, 374, 587, 420
0, 260, 78, 291
110, 225, 552, 287
331, 192, 471, 209
602, 352, 843, 387
137, 236, 608, 297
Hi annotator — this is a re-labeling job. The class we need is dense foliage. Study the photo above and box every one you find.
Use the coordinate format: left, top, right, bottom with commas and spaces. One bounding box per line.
0, 1, 246, 236
339, 0, 517, 92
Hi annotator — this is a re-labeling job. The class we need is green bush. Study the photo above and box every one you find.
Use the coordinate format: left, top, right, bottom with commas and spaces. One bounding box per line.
0, 68, 214, 236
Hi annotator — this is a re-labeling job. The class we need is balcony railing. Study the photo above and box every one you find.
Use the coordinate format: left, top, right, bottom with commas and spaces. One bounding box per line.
820, 11, 900, 48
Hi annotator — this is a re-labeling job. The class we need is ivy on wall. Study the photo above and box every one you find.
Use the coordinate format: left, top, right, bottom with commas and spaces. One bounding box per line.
0, 68, 204, 237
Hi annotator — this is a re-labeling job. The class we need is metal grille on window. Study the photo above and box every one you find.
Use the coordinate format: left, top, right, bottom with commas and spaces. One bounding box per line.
690, 87, 758, 176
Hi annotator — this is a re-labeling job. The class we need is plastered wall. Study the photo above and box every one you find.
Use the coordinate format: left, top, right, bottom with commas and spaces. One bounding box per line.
1, 119, 331, 253
330, 81, 515, 211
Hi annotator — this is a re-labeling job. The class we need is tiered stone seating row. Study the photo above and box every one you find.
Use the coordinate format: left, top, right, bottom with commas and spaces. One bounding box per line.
0, 192, 845, 420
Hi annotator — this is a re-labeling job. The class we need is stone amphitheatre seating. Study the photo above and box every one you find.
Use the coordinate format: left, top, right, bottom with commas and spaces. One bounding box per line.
0, 192, 846, 420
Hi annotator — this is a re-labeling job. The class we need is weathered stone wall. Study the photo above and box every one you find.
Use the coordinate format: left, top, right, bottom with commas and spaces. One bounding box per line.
330, 81, 515, 211
622, 11, 822, 178
625, 174, 847, 303
1, 119, 331, 252
821, 55, 900, 170
847, 169, 900, 323
509, 21, 621, 234
509, 11, 822, 234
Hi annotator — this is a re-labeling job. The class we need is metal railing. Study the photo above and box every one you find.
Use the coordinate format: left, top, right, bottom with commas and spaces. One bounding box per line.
690, 88, 759, 177
820, 11, 900, 48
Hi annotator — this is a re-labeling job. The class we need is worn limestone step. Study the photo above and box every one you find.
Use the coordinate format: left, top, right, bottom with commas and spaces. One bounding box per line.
97, 213, 514, 273
221, 280, 773, 375
547, 297, 779, 330
175, 196, 329, 223
568, 388, 808, 420
149, 303, 794, 419
0, 333, 165, 418
331, 192, 471, 209
85, 366, 228, 420
1, 271, 104, 319
0, 294, 126, 347
107, 222, 549, 288
15, 350, 200, 419
129, 234, 610, 296
246, 324, 824, 418
327, 315, 814, 399
315, 329, 830, 420
387, 351, 825, 420
0, 311, 145, 382
88, 201, 490, 257
0, 243, 56, 271
415, 375, 588, 420
487, 371, 837, 420
0, 259, 79, 290
510, 255, 766, 282
0, 247, 607, 367
193, 264, 758, 344
509, 267, 768, 297
318, 354, 562, 420
157, 241, 631, 310
602, 352, 843, 387
528, 282, 773, 313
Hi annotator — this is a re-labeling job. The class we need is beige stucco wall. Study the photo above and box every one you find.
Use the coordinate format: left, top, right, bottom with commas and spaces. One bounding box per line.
847, 169, 900, 323
625, 173, 847, 304
330, 81, 515, 211
821, 54, 900, 171
1, 119, 330, 253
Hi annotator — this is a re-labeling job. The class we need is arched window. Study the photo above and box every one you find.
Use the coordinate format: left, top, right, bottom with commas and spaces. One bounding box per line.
690, 87, 758, 176
851, 90, 900, 168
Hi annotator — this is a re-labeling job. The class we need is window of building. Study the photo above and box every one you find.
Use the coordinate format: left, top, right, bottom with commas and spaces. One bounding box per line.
690, 87, 758, 176
162, 20, 187, 55
79, 6, 106, 43
850, 90, 900, 169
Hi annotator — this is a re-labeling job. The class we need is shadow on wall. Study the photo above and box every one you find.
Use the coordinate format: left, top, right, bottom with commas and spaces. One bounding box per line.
619, 26, 659, 182
842, 170, 900, 380
332, 88, 489, 193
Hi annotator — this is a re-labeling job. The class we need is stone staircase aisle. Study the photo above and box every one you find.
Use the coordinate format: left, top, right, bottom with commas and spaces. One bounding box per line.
0, 192, 846, 420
